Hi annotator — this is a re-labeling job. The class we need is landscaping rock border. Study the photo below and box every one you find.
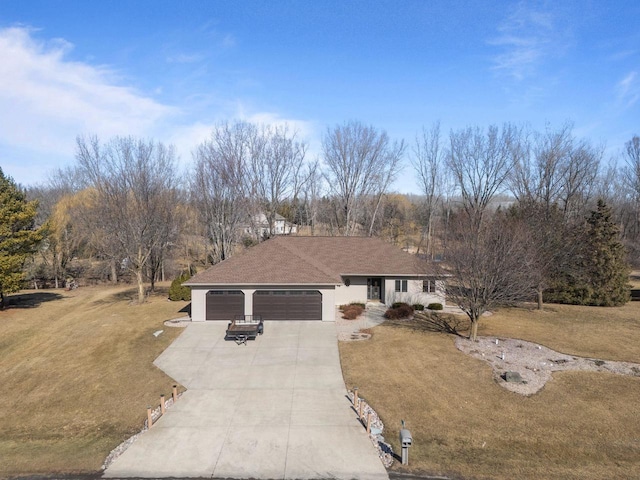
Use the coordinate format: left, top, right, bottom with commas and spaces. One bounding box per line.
348, 389, 395, 467
163, 316, 191, 327
456, 336, 640, 396
101, 392, 183, 470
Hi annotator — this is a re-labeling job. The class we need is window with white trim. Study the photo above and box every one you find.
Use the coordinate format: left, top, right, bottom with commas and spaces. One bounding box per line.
423, 280, 436, 293
395, 279, 407, 292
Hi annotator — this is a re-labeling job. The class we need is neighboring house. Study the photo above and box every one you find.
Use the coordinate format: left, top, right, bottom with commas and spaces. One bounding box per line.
185, 236, 446, 322
242, 212, 297, 238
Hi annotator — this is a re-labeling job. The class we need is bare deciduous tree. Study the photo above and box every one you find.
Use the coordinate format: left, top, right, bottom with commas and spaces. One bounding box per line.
322, 121, 405, 236
445, 210, 536, 341
412, 122, 446, 258
248, 124, 308, 236
620, 135, 640, 262
510, 123, 601, 221
448, 124, 521, 229
76, 135, 179, 304
511, 123, 570, 211
560, 140, 601, 220
192, 122, 256, 263
511, 201, 572, 309
299, 160, 323, 235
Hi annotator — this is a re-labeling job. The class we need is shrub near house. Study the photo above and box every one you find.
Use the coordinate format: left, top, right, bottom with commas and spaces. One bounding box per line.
384, 302, 414, 319
340, 302, 365, 319
169, 272, 191, 301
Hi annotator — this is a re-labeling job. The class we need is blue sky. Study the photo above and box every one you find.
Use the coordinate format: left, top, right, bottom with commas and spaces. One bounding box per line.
0, 0, 638, 193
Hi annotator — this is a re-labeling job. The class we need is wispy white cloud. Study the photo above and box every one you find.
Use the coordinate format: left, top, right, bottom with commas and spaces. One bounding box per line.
167, 122, 215, 166
239, 110, 315, 139
488, 3, 567, 81
616, 71, 639, 108
167, 109, 320, 171
166, 52, 204, 64
0, 26, 317, 184
239, 109, 321, 160
608, 49, 637, 62
0, 26, 174, 158
221, 34, 236, 49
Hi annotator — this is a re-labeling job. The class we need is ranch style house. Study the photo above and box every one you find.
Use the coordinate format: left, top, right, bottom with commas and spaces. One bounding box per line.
185, 236, 445, 322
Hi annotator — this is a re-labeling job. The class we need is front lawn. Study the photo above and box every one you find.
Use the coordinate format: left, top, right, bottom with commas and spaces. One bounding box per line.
0, 285, 188, 476
339, 301, 640, 480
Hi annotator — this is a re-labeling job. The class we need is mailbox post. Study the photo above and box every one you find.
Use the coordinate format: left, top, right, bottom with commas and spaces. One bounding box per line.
399, 420, 413, 465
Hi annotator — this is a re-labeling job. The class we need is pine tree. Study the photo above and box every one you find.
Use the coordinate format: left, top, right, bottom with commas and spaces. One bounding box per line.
169, 271, 191, 301
582, 199, 630, 306
0, 168, 43, 308
545, 200, 630, 306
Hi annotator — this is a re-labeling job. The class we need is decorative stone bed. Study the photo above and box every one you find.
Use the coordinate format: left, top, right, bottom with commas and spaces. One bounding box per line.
456, 336, 640, 396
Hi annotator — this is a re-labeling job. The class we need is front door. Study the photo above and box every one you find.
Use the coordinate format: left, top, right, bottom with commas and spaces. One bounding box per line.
367, 278, 382, 301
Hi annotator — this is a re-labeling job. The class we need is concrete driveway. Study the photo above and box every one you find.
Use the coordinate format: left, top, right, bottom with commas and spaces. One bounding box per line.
104, 321, 389, 480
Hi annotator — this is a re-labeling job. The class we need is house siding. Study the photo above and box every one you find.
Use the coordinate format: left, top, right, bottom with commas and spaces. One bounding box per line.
384, 277, 446, 307
190, 285, 335, 322
334, 277, 368, 306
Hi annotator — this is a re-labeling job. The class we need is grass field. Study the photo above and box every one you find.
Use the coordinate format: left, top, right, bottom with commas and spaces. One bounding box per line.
339, 301, 640, 480
3, 283, 640, 479
0, 284, 188, 477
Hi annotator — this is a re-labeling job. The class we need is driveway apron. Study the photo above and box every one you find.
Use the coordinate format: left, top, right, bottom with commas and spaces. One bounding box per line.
103, 321, 389, 480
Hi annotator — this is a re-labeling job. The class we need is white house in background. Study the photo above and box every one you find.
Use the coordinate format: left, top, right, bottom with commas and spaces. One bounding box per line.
185, 236, 446, 322
242, 212, 297, 238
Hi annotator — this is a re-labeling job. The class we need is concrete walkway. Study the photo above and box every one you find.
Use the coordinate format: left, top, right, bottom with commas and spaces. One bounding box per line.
104, 321, 389, 480
335, 302, 388, 341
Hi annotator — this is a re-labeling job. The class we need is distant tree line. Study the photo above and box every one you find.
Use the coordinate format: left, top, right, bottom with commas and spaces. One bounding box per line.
7, 120, 634, 316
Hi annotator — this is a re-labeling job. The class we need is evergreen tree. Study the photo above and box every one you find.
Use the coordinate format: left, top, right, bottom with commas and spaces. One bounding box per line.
582, 199, 630, 306
168, 271, 191, 301
0, 168, 43, 308
547, 200, 630, 306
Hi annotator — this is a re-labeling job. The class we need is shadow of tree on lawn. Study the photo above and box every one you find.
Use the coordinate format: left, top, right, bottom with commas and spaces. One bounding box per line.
4, 291, 64, 309
93, 287, 139, 305
386, 312, 469, 337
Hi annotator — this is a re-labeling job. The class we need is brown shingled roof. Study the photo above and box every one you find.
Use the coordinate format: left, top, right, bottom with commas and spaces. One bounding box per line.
186, 236, 430, 286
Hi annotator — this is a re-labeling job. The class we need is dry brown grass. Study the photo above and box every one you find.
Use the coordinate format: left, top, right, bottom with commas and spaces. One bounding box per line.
483, 301, 640, 362
339, 301, 640, 480
0, 284, 188, 477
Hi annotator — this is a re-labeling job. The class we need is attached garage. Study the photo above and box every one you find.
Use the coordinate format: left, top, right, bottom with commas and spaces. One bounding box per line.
205, 290, 244, 321
253, 290, 322, 321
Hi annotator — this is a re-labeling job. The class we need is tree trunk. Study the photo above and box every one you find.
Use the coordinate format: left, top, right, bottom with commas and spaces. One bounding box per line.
150, 270, 156, 292
0, 291, 5, 310
469, 319, 479, 342
53, 249, 59, 289
136, 268, 146, 304
424, 210, 433, 260
537, 287, 544, 310
368, 193, 385, 237
110, 260, 118, 284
